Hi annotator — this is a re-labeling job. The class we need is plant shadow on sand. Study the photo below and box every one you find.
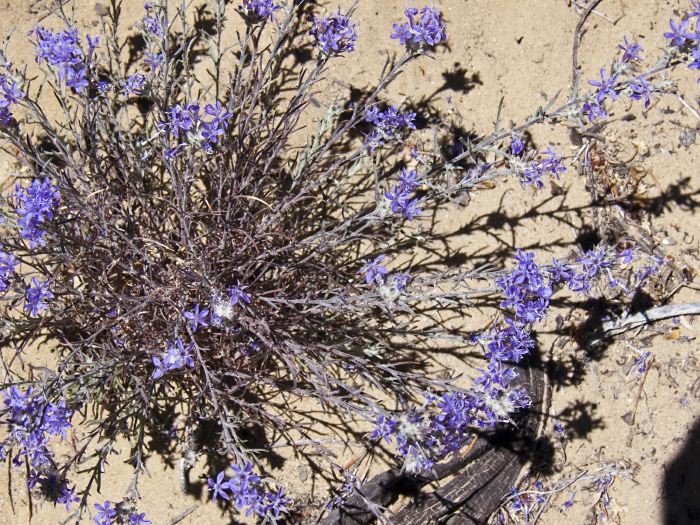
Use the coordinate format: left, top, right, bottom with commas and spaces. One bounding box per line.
663, 415, 700, 525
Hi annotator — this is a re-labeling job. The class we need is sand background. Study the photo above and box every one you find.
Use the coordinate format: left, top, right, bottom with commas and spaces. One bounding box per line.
0, 0, 698, 524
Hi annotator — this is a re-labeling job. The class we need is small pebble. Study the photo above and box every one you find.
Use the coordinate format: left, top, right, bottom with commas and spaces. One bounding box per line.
679, 128, 696, 147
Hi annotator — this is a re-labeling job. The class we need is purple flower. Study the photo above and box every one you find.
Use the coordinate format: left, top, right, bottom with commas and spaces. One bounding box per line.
398, 168, 420, 190
689, 45, 700, 69
160, 103, 198, 139
510, 133, 525, 156
151, 356, 168, 380
44, 398, 72, 437
628, 76, 655, 109
691, 0, 700, 19
228, 284, 251, 305
205, 463, 288, 518
392, 273, 412, 291
0, 74, 25, 124
208, 471, 231, 501
390, 22, 413, 46
158, 100, 231, 154
484, 320, 534, 362
14, 178, 60, 247
94, 501, 117, 525
151, 338, 195, 380
540, 147, 567, 178
548, 258, 574, 284
204, 101, 233, 128
664, 18, 691, 47
631, 351, 652, 374
582, 100, 607, 122
200, 102, 233, 145
385, 186, 406, 212
618, 36, 643, 62
183, 304, 209, 332
25, 277, 53, 317
359, 255, 388, 285
0, 80, 22, 106
241, 0, 281, 22
310, 12, 357, 56
402, 198, 422, 220
143, 4, 164, 37
121, 73, 145, 97
568, 272, 591, 294
391, 6, 447, 51
259, 488, 291, 519
31, 26, 88, 92
86, 34, 100, 54
520, 148, 565, 188
385, 170, 423, 221
588, 68, 619, 104
562, 493, 576, 510
370, 414, 398, 443
578, 247, 612, 278
0, 251, 18, 292
497, 251, 552, 324
144, 51, 164, 71
56, 482, 79, 511
618, 248, 635, 264
364, 106, 416, 151
128, 513, 151, 525
475, 360, 518, 394
521, 162, 545, 188
229, 463, 261, 510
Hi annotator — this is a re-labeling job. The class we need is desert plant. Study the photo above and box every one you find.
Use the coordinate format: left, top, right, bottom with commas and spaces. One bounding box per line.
0, 0, 696, 523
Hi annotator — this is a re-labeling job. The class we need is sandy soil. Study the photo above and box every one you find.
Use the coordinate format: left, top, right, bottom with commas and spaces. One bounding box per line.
0, 0, 698, 524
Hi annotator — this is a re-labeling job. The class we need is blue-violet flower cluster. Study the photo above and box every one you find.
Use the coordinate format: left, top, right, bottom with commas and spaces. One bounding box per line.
365, 105, 416, 151
207, 463, 290, 519
310, 12, 357, 56
391, 7, 447, 51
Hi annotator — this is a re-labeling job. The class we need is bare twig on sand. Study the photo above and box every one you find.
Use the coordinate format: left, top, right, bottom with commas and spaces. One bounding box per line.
593, 303, 700, 343
168, 505, 199, 525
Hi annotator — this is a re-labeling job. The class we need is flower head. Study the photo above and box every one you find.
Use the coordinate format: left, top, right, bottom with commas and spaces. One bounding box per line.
228, 284, 251, 305
364, 106, 416, 151
359, 255, 388, 285
208, 471, 231, 501
664, 18, 691, 47
588, 67, 619, 104
151, 338, 195, 380
391, 6, 446, 52
94, 501, 117, 525
582, 100, 607, 122
183, 304, 209, 332
31, 26, 88, 92
0, 251, 18, 292
628, 76, 655, 109
618, 36, 643, 62
241, 0, 281, 22
14, 178, 60, 247
25, 277, 53, 317
142, 4, 164, 37
310, 12, 357, 56
121, 73, 145, 97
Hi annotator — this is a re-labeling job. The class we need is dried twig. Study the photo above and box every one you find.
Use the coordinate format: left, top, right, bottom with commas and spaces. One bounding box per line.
168, 505, 199, 525
595, 303, 700, 341
570, 0, 605, 102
